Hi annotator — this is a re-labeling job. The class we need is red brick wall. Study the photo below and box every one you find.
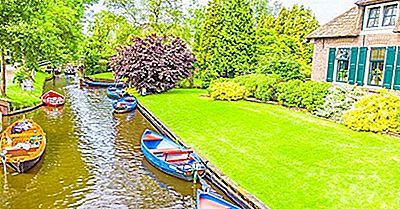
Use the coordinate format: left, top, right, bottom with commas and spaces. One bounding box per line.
311, 33, 400, 82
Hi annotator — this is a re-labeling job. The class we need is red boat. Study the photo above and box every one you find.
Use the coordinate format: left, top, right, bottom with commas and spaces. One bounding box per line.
41, 90, 65, 107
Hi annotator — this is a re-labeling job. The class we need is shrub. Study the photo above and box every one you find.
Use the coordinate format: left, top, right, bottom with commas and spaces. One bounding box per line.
232, 74, 281, 98
209, 81, 248, 101
110, 35, 196, 95
315, 86, 366, 122
258, 59, 306, 81
277, 80, 331, 111
343, 91, 400, 133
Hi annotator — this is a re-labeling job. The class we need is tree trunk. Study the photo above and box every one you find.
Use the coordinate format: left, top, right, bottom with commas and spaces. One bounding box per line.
1, 49, 6, 97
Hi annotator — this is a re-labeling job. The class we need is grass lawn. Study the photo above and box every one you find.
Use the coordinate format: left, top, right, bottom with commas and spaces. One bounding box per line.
4, 72, 49, 110
140, 89, 400, 209
89, 72, 114, 80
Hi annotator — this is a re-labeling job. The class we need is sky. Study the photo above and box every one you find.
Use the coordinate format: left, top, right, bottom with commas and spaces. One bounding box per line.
89, 0, 357, 25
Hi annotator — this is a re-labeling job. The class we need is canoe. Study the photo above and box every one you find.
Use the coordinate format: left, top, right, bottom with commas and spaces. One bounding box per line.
80, 78, 126, 88
0, 119, 46, 173
41, 90, 65, 107
106, 86, 128, 100
141, 129, 206, 182
112, 96, 137, 113
196, 190, 241, 209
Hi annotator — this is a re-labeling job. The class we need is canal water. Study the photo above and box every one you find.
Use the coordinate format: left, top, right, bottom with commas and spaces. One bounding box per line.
0, 76, 199, 208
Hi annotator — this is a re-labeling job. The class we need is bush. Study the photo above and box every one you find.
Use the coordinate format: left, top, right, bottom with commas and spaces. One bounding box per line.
232, 74, 281, 99
277, 80, 331, 111
259, 59, 306, 81
209, 81, 248, 101
315, 86, 366, 122
343, 91, 400, 133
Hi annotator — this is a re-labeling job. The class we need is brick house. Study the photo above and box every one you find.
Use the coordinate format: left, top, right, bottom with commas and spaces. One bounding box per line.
307, 0, 400, 90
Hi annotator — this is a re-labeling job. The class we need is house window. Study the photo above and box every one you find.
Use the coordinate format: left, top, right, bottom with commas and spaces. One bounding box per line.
336, 48, 350, 82
367, 7, 381, 28
368, 48, 386, 86
383, 4, 398, 26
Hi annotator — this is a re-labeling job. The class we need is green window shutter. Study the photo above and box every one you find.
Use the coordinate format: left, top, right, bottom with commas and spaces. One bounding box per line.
348, 47, 358, 84
356, 47, 368, 86
393, 47, 400, 90
326, 48, 336, 82
383, 46, 396, 89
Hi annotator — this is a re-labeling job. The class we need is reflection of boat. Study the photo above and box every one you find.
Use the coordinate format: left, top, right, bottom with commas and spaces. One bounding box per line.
0, 119, 46, 173
141, 129, 206, 182
42, 105, 64, 117
107, 87, 127, 100
196, 190, 241, 209
113, 96, 137, 114
41, 90, 65, 107
80, 78, 126, 88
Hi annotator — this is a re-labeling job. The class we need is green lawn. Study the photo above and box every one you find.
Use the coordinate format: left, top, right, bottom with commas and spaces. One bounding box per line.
140, 89, 400, 209
89, 72, 114, 80
5, 72, 49, 110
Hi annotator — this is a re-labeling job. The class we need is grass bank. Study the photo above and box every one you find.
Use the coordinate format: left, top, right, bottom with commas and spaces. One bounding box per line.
5, 72, 49, 110
140, 89, 400, 209
89, 72, 114, 80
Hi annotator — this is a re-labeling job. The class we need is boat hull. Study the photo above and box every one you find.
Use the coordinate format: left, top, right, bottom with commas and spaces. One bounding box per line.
7, 149, 45, 173
41, 90, 65, 107
80, 78, 126, 88
112, 96, 137, 114
196, 190, 241, 209
140, 130, 206, 182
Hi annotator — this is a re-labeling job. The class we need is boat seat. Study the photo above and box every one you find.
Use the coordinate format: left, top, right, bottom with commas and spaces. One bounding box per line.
143, 135, 162, 141
165, 156, 194, 163
151, 148, 180, 154
162, 149, 193, 156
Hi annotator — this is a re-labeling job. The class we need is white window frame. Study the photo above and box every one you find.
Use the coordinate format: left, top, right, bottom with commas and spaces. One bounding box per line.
362, 2, 399, 34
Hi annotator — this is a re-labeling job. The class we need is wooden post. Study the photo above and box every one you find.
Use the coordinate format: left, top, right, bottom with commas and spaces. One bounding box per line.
1, 49, 5, 96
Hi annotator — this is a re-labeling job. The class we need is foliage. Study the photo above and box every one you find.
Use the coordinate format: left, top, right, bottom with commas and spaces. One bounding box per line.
140, 88, 400, 209
13, 67, 30, 84
343, 91, 400, 133
315, 86, 366, 122
208, 81, 248, 101
82, 11, 140, 75
258, 58, 306, 81
110, 35, 196, 95
277, 80, 331, 111
197, 0, 257, 83
232, 74, 281, 101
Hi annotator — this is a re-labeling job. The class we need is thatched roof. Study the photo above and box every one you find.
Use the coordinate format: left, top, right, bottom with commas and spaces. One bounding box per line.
355, 0, 397, 6
307, 7, 363, 39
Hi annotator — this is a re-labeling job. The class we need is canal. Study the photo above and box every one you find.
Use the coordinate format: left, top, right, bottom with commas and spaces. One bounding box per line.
0, 77, 199, 208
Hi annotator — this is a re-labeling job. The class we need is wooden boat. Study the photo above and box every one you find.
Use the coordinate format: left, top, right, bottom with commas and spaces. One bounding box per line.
141, 129, 206, 182
41, 90, 65, 107
80, 78, 126, 88
112, 96, 137, 114
196, 190, 241, 209
106, 86, 128, 100
0, 119, 46, 173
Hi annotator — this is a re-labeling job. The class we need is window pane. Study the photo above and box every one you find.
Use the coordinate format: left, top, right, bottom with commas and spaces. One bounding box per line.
336, 48, 350, 60
383, 4, 398, 26
369, 61, 385, 85
370, 48, 386, 61
367, 7, 380, 28
337, 60, 349, 82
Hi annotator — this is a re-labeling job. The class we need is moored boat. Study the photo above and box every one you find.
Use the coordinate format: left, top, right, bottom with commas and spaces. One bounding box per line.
80, 78, 126, 88
196, 190, 241, 209
0, 119, 46, 173
41, 90, 65, 107
106, 86, 128, 100
141, 129, 206, 182
112, 96, 137, 114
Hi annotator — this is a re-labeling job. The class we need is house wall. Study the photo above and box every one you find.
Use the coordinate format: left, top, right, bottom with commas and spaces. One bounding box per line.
311, 33, 400, 82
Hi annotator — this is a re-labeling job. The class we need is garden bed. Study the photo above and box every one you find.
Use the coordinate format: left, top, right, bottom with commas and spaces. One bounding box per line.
140, 88, 400, 209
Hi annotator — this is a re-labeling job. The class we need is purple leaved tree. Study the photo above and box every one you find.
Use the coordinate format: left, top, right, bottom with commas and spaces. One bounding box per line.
109, 34, 196, 95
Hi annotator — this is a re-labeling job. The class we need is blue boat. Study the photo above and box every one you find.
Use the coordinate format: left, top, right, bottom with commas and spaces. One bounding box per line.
196, 190, 241, 209
112, 96, 137, 114
80, 78, 126, 88
106, 86, 128, 100
141, 129, 206, 182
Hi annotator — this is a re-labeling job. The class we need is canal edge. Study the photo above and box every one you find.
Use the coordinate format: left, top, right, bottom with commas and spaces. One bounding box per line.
137, 101, 271, 209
